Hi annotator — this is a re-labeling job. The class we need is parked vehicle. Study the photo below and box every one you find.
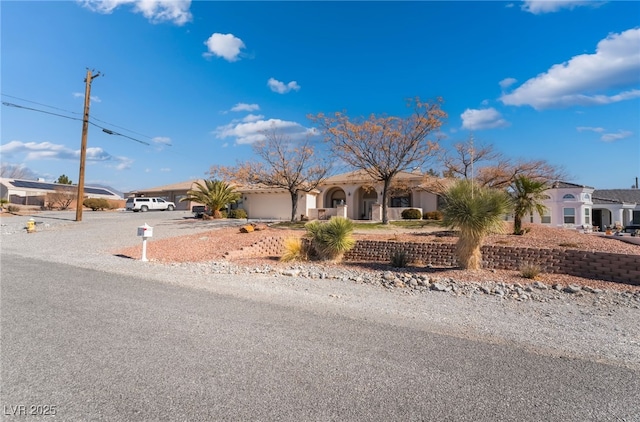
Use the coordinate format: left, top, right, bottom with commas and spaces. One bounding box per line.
125, 197, 175, 212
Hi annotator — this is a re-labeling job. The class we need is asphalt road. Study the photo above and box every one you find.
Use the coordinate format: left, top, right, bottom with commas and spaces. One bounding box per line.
2, 255, 639, 421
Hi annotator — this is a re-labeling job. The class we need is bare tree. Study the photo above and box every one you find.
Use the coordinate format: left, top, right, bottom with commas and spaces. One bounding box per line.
46, 187, 77, 210
0, 163, 36, 179
440, 137, 565, 189
441, 137, 501, 180
211, 128, 331, 222
310, 97, 446, 224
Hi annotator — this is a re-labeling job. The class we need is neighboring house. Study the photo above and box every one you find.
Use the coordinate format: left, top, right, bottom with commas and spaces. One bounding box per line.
0, 177, 122, 207
126, 180, 206, 211
520, 181, 640, 230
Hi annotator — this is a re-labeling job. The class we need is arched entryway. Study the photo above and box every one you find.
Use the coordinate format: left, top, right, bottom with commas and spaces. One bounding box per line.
356, 186, 378, 220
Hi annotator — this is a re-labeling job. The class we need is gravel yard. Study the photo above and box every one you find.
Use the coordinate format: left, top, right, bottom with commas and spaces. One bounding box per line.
2, 210, 639, 370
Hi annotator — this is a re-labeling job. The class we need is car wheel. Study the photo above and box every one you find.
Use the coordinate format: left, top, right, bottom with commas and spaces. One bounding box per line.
167, 205, 175, 211
140, 205, 148, 212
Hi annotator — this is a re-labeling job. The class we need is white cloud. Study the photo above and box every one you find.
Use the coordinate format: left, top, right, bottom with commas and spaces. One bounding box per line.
500, 28, 640, 110
79, 0, 192, 25
576, 126, 605, 133
460, 108, 510, 130
242, 114, 264, 122
499, 78, 517, 89
521, 1, 602, 14
73, 92, 101, 103
203, 33, 245, 62
267, 78, 301, 94
601, 130, 633, 142
231, 103, 260, 112
152, 136, 172, 146
214, 118, 315, 145
160, 168, 172, 172
0, 140, 132, 169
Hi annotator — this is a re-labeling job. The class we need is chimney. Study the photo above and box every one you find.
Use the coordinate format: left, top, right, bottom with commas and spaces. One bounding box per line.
636, 177, 639, 189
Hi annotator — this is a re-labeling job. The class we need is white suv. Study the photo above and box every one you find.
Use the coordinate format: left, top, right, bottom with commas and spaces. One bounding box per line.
125, 197, 176, 212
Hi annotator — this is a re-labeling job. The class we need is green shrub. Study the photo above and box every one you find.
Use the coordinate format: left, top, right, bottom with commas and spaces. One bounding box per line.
401, 208, 422, 220
229, 208, 247, 219
520, 263, 542, 279
7, 205, 20, 213
83, 198, 109, 211
423, 210, 443, 220
305, 217, 355, 262
389, 249, 409, 268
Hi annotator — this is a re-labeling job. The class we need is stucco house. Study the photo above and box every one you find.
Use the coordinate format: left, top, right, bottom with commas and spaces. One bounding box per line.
520, 181, 640, 230
127, 172, 640, 228
0, 177, 122, 207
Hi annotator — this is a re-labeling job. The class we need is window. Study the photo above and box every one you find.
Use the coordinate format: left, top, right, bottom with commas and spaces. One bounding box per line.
584, 208, 591, 225
530, 212, 534, 223
330, 190, 346, 208
541, 212, 551, 224
390, 196, 410, 207
563, 208, 575, 224
562, 194, 576, 200
583, 193, 591, 201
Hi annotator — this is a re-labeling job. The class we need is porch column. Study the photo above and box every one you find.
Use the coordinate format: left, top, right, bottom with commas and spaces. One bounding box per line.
614, 208, 624, 227
371, 203, 382, 222
336, 204, 348, 219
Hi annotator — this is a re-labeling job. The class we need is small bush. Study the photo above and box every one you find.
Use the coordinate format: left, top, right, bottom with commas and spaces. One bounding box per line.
389, 249, 409, 268
401, 208, 422, 220
229, 208, 248, 219
305, 217, 355, 262
83, 198, 109, 211
280, 237, 309, 262
423, 210, 443, 220
520, 263, 542, 279
7, 205, 20, 213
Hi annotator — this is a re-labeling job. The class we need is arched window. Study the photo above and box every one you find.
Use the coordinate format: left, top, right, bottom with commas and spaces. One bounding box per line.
562, 194, 576, 200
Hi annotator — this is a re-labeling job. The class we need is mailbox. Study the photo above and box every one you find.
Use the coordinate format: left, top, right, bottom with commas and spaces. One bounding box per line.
137, 223, 153, 238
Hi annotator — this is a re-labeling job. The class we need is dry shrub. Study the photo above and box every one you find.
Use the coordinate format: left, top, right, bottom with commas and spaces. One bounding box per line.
280, 237, 310, 262
520, 263, 542, 279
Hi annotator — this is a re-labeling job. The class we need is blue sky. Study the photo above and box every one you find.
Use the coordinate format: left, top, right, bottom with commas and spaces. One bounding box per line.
1, 0, 639, 193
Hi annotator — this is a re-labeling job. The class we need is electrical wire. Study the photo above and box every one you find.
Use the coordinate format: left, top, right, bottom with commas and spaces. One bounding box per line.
2, 98, 150, 146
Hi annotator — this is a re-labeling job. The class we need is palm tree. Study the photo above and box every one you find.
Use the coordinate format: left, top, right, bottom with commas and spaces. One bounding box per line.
511, 176, 548, 235
180, 180, 241, 219
441, 179, 511, 270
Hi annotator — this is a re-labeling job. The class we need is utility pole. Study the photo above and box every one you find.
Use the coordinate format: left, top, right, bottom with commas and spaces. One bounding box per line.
75, 69, 101, 222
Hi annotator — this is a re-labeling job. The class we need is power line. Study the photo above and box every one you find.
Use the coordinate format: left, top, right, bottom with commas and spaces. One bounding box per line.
2, 99, 150, 146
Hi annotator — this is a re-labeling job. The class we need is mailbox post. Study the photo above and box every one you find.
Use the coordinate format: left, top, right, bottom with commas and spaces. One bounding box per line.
137, 223, 153, 262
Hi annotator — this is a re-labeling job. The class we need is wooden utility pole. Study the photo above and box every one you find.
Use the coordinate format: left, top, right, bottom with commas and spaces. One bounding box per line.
75, 69, 100, 222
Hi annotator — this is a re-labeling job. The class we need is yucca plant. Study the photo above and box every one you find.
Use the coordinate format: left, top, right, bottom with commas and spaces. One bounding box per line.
441, 179, 511, 270
389, 249, 409, 268
305, 217, 355, 262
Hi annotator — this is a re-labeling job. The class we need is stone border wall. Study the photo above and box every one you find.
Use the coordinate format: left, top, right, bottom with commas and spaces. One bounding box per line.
229, 237, 640, 285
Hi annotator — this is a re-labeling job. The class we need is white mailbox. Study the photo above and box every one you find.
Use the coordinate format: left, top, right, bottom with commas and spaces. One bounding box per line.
137, 223, 153, 238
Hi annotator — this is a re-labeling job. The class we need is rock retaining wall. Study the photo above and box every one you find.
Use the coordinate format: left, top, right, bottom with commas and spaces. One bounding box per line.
228, 237, 640, 285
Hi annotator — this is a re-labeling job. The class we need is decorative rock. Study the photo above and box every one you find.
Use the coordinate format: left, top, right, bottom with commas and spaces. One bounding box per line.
563, 285, 582, 294
382, 271, 396, 281
282, 269, 301, 277
430, 282, 447, 292
533, 281, 548, 290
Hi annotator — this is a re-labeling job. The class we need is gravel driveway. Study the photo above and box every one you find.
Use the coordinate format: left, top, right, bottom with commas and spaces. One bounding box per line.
2, 210, 639, 370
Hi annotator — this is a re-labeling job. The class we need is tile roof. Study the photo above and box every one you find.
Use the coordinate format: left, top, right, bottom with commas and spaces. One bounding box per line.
593, 189, 640, 204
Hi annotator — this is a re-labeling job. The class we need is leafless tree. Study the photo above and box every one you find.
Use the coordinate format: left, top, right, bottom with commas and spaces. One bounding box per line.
310, 97, 447, 224
211, 128, 331, 222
